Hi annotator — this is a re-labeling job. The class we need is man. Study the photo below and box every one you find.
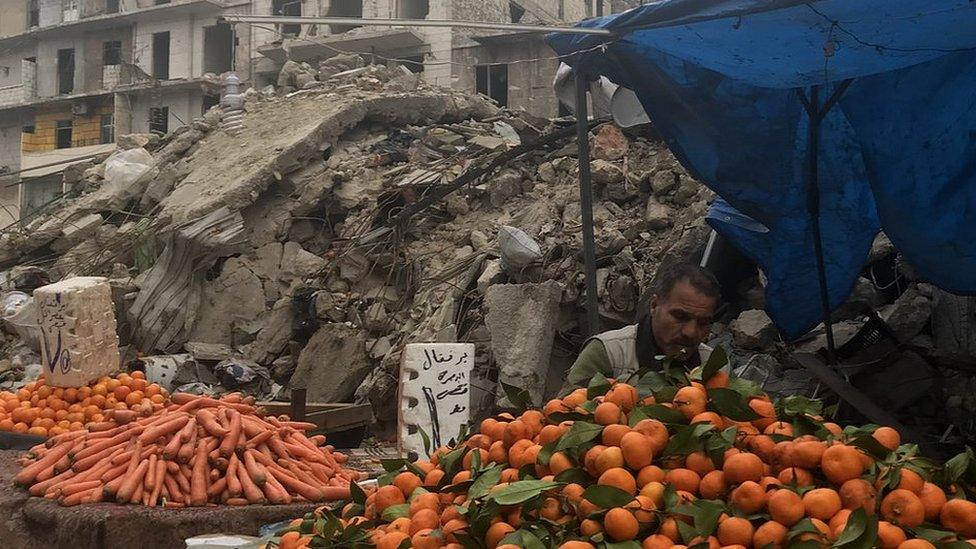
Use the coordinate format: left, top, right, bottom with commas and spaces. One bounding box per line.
566, 263, 721, 387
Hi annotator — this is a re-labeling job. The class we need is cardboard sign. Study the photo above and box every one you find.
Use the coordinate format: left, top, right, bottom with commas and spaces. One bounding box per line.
398, 343, 474, 459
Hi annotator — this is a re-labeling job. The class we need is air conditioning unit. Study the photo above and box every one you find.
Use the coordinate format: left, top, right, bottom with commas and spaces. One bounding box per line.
71, 101, 89, 116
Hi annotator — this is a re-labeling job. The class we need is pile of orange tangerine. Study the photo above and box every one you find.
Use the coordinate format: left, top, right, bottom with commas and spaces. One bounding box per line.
302, 371, 976, 549
0, 371, 168, 437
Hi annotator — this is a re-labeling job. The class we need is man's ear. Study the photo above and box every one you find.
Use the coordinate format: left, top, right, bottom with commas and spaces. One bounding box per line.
649, 294, 659, 313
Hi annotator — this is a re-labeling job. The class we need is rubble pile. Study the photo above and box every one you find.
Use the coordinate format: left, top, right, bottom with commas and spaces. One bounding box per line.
0, 56, 971, 449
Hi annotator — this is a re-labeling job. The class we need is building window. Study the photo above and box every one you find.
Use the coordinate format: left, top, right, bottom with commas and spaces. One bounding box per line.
509, 1, 526, 23
56, 120, 73, 149
62, 0, 79, 21
327, 0, 362, 34
23, 125, 35, 134
101, 114, 115, 144
155, 0, 171, 4
149, 107, 169, 135
57, 48, 75, 95
107, 0, 119, 13
152, 32, 170, 79
22, 176, 64, 218
28, 0, 39, 27
476, 64, 508, 107
397, 0, 429, 19
272, 0, 302, 36
103, 41, 122, 66
203, 23, 234, 74
202, 94, 219, 114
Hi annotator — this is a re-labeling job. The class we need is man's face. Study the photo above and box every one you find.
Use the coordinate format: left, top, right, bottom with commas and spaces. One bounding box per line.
649, 279, 718, 357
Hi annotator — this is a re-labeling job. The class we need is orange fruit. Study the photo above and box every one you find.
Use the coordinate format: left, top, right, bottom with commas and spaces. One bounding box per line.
411, 528, 442, 549
839, 478, 877, 514
641, 534, 673, 549
872, 426, 901, 451
803, 487, 843, 521
918, 482, 947, 522
717, 516, 754, 546
393, 472, 423, 498
723, 452, 764, 484
374, 485, 406, 514
685, 451, 716, 476
730, 481, 766, 514
699, 470, 728, 500
605, 383, 638, 412
636, 465, 665, 487
690, 412, 725, 429
821, 444, 865, 485
749, 398, 776, 430
768, 488, 805, 526
688, 536, 720, 549
877, 521, 907, 549
563, 388, 588, 408
664, 468, 700, 495
599, 467, 638, 495
376, 532, 410, 549
880, 489, 925, 528
604, 507, 639, 541
594, 402, 622, 425
12, 422, 28, 433
410, 509, 440, 535
27, 426, 47, 437
485, 522, 514, 548
593, 446, 625, 475
672, 386, 707, 420
409, 492, 440, 515
632, 419, 669, 453
91, 383, 108, 397
560, 542, 596, 549
502, 420, 530, 448
895, 468, 925, 495
626, 495, 657, 524
896, 541, 935, 549
764, 421, 794, 436
619, 432, 653, 470
705, 371, 730, 389
792, 440, 827, 469
752, 520, 788, 549
549, 452, 573, 475
829, 509, 853, 537
777, 467, 814, 487
602, 424, 632, 447
580, 518, 603, 536
640, 482, 666, 508
939, 498, 976, 538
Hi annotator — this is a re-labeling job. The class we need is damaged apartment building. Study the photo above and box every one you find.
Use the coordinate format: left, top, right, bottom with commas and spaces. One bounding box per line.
0, 0, 625, 227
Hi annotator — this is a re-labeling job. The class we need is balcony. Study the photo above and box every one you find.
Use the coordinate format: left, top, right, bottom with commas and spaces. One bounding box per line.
0, 60, 37, 109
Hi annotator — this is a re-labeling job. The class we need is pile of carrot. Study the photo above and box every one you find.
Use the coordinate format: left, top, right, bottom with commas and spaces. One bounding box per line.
13, 392, 360, 507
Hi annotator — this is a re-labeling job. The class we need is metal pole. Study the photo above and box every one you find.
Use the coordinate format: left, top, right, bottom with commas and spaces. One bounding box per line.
219, 15, 615, 36
596, 0, 604, 17
805, 85, 837, 363
576, 69, 600, 336
291, 387, 307, 421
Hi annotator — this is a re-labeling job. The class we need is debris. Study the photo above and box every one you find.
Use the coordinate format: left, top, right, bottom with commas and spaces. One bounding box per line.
477, 259, 505, 294
644, 197, 673, 230
498, 225, 542, 273
591, 123, 629, 161
730, 308, 778, 351
880, 284, 934, 342
651, 169, 678, 195
487, 170, 523, 207
291, 323, 372, 402
590, 159, 624, 185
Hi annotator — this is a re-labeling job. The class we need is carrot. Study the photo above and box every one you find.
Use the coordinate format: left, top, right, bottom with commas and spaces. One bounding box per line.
115, 460, 149, 503
243, 450, 267, 486
72, 430, 137, 465
88, 485, 105, 504
60, 486, 97, 507
138, 414, 190, 444
189, 441, 209, 506
103, 469, 127, 497
106, 409, 139, 424
268, 466, 324, 501
282, 421, 318, 431
60, 479, 102, 497
237, 464, 265, 504
170, 393, 199, 405
164, 501, 186, 508
207, 476, 228, 499
100, 462, 128, 483
283, 441, 326, 464
308, 462, 333, 484
177, 428, 197, 463
210, 467, 221, 481
178, 417, 197, 442
333, 451, 348, 464
179, 397, 221, 413
245, 430, 274, 449
29, 469, 75, 496
131, 477, 145, 504
320, 485, 352, 501
163, 430, 184, 459
145, 455, 158, 492
308, 435, 327, 446
86, 421, 116, 432
35, 463, 58, 484
263, 471, 292, 504
226, 454, 243, 497
196, 409, 228, 437
15, 441, 74, 486
226, 498, 249, 506
46, 430, 87, 449
163, 473, 183, 503
219, 410, 242, 458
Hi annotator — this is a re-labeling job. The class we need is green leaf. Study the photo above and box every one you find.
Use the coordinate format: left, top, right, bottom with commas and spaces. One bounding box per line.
850, 435, 893, 460
944, 449, 973, 484
537, 441, 557, 466
554, 467, 591, 484
728, 376, 763, 398
582, 485, 635, 508
834, 508, 878, 549
381, 458, 407, 473
501, 530, 547, 549
628, 406, 650, 427
676, 519, 699, 544
665, 423, 715, 456
789, 541, 824, 549
604, 542, 643, 549
487, 480, 561, 506
692, 500, 725, 536
418, 425, 432, 456
501, 381, 535, 411
555, 422, 604, 451
548, 411, 588, 423
707, 387, 761, 421
438, 446, 469, 481
777, 396, 823, 418
587, 372, 612, 400
377, 470, 397, 487
637, 371, 679, 401
787, 518, 823, 540
349, 480, 367, 505
701, 346, 729, 383
381, 503, 410, 521
639, 404, 688, 425
914, 526, 958, 543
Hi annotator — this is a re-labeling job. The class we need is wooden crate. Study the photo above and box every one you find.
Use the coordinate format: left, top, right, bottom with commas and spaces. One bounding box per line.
257, 401, 372, 434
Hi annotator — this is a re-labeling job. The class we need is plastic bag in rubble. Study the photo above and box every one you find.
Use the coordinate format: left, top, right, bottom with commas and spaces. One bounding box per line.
173, 382, 218, 395
213, 357, 270, 390
184, 534, 262, 549
498, 225, 542, 272
104, 147, 154, 187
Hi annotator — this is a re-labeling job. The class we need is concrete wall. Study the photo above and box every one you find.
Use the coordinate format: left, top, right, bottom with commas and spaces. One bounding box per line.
133, 15, 195, 79
128, 88, 202, 134
82, 27, 134, 91
0, 43, 33, 90
38, 0, 62, 28
0, 120, 24, 225
21, 98, 115, 152
0, 1, 29, 38
35, 34, 86, 98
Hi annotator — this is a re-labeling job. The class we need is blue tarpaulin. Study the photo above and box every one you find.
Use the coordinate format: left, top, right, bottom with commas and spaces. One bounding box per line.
547, 0, 976, 339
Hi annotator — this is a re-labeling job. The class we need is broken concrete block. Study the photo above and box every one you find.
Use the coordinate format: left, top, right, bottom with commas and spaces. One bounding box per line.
469, 230, 490, 251
730, 309, 778, 351
834, 277, 885, 320
485, 281, 562, 405
645, 197, 673, 230
367, 336, 392, 359
290, 323, 372, 402
398, 343, 474, 457
869, 231, 897, 262
605, 175, 640, 204
673, 176, 699, 206
652, 170, 678, 195
363, 302, 390, 333
591, 123, 629, 161
51, 213, 104, 253
487, 170, 522, 207
117, 133, 153, 150
537, 161, 556, 183
590, 159, 624, 185
477, 259, 505, 294
244, 297, 294, 364
183, 342, 234, 362
881, 284, 933, 342
188, 257, 266, 345
35, 277, 120, 387
931, 289, 976, 366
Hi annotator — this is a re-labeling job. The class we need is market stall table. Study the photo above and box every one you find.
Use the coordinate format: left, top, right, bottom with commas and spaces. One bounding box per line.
0, 450, 326, 549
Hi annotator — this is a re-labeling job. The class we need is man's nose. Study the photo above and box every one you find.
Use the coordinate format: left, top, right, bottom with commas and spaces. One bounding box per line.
682, 321, 700, 340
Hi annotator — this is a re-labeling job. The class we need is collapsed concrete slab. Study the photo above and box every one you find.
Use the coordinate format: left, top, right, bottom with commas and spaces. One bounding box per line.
291, 323, 372, 403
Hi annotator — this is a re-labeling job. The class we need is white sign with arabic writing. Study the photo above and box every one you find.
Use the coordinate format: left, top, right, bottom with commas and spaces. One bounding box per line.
398, 343, 474, 459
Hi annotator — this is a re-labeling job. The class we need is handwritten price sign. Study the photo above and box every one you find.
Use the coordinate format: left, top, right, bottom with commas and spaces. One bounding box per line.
398, 343, 474, 459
